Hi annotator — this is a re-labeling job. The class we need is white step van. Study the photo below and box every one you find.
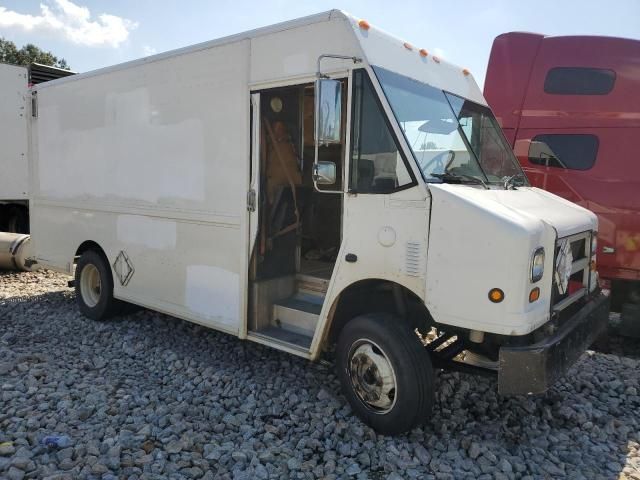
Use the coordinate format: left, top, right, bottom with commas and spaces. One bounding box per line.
21, 11, 607, 433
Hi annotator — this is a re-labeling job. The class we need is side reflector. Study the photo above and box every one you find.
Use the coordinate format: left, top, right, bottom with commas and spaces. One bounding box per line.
529, 287, 540, 303
489, 288, 505, 303
358, 19, 370, 30
419, 49, 428, 57
403, 42, 413, 51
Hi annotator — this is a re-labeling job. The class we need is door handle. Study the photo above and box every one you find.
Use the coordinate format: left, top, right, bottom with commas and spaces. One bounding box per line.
345, 253, 357, 263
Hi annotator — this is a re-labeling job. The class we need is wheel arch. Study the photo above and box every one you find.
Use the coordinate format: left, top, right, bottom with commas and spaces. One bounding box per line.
316, 278, 434, 356
74, 240, 109, 265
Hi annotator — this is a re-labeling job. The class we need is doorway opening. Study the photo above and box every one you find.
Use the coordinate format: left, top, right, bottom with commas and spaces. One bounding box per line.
248, 80, 347, 350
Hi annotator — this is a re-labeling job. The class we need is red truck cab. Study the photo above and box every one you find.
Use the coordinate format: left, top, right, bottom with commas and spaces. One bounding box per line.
485, 32, 640, 330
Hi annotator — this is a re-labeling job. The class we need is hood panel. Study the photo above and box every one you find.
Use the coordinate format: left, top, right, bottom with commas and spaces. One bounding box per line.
425, 183, 595, 335
430, 184, 597, 238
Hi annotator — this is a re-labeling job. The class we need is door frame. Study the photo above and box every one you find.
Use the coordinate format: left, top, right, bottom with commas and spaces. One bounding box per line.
244, 72, 350, 356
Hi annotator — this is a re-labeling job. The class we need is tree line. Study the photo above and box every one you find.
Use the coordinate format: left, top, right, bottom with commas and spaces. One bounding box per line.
0, 37, 70, 70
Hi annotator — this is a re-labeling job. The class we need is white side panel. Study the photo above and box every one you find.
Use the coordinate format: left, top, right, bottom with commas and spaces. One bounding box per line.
312, 187, 430, 357
31, 40, 251, 333
33, 42, 250, 210
0, 64, 29, 200
250, 16, 359, 85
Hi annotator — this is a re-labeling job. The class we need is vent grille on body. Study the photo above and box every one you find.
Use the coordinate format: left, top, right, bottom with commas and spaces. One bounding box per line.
406, 242, 422, 277
29, 63, 76, 85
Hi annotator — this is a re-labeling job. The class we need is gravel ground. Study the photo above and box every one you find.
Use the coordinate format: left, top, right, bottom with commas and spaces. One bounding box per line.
602, 314, 640, 361
1, 270, 639, 480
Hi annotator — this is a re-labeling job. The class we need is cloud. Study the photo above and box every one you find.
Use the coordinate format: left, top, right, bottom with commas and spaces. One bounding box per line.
0, 0, 137, 47
142, 45, 157, 56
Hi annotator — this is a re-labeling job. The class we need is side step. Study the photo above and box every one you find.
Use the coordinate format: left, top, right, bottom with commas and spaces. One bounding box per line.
296, 274, 329, 296
248, 273, 330, 354
250, 326, 313, 350
273, 293, 322, 337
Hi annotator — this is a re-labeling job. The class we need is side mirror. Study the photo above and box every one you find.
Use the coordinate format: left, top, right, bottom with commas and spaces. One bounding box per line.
529, 140, 564, 168
315, 79, 342, 145
313, 161, 337, 185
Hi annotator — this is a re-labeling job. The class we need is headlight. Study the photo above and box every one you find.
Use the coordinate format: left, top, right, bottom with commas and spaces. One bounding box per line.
531, 247, 545, 283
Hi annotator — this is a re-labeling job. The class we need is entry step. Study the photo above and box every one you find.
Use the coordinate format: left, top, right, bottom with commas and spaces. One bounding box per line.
251, 325, 312, 350
273, 293, 323, 337
296, 274, 329, 296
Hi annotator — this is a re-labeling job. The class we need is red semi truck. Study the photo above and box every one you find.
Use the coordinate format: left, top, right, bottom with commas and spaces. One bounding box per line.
484, 32, 640, 334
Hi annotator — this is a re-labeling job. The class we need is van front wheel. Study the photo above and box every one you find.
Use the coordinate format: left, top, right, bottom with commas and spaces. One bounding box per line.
336, 313, 435, 435
75, 250, 118, 321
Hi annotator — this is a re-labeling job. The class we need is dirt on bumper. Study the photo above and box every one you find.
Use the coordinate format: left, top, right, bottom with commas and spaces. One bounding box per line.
498, 292, 609, 395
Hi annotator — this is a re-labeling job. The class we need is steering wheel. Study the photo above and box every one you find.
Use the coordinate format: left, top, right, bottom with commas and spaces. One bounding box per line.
420, 150, 456, 175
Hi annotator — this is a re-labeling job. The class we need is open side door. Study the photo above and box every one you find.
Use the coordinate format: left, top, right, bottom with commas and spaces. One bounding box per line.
248, 92, 261, 259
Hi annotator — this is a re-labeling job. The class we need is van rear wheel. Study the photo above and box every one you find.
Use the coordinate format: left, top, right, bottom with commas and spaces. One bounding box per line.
336, 313, 435, 435
75, 250, 119, 320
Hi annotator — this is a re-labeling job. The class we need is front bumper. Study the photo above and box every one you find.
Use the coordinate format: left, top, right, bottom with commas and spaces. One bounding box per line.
498, 292, 609, 395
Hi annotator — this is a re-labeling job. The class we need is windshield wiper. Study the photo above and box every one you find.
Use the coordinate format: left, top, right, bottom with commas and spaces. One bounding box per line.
503, 173, 526, 190
431, 172, 489, 189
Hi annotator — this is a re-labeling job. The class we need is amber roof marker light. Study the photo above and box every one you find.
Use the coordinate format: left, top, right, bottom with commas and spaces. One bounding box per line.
358, 19, 370, 31
419, 49, 429, 58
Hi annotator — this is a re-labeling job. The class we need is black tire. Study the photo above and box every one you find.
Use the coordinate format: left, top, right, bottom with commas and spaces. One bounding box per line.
336, 313, 435, 435
75, 250, 119, 321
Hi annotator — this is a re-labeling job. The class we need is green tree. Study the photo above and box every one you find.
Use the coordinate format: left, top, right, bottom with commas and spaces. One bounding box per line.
0, 38, 70, 70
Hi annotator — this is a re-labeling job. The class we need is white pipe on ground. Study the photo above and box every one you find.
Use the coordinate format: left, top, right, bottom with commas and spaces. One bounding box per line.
0, 232, 35, 271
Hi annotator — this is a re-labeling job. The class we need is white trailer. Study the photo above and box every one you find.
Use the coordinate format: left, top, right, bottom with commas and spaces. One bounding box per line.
0, 62, 74, 233
0, 63, 30, 232
22, 10, 607, 434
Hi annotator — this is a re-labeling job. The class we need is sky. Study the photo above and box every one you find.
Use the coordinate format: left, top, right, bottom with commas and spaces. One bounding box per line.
0, 0, 639, 88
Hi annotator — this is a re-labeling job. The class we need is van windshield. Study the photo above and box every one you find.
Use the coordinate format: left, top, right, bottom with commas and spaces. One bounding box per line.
373, 67, 525, 186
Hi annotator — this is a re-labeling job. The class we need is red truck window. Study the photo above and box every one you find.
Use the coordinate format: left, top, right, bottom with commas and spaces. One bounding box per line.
529, 134, 599, 170
544, 67, 616, 95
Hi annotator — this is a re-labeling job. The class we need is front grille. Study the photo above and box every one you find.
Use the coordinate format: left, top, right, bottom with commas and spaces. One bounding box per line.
552, 231, 592, 312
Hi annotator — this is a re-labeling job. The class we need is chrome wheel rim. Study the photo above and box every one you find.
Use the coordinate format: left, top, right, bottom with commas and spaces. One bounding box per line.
348, 339, 398, 414
80, 264, 101, 308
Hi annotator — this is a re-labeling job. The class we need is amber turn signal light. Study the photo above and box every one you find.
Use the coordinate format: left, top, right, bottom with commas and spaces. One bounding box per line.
529, 287, 540, 303
488, 288, 505, 303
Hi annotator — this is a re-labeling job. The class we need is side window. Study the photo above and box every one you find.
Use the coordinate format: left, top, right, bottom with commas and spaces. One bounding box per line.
544, 67, 615, 95
528, 134, 599, 170
350, 69, 414, 193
